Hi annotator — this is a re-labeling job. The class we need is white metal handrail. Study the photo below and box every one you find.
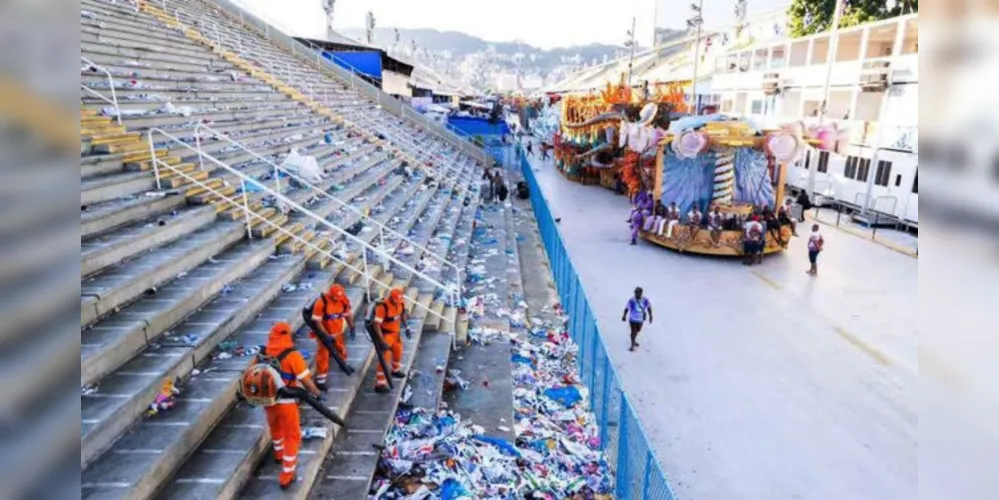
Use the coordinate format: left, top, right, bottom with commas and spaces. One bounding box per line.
289, 76, 462, 173
336, 105, 469, 174
80, 56, 121, 125
177, 5, 460, 180
192, 122, 463, 297
147, 127, 458, 328
148, 141, 451, 328
166, 0, 482, 171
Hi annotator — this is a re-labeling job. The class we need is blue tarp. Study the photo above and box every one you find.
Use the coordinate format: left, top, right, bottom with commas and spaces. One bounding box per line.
323, 51, 382, 80
446, 116, 509, 137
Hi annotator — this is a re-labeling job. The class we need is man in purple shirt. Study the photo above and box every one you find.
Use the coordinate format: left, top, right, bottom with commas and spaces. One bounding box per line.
621, 287, 653, 351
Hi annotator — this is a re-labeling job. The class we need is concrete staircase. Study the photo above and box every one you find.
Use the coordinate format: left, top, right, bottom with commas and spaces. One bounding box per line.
79, 0, 486, 498
129, 0, 472, 180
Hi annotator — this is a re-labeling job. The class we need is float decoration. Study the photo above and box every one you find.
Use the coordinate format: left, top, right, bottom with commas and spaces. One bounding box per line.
635, 115, 823, 257
556, 74, 677, 190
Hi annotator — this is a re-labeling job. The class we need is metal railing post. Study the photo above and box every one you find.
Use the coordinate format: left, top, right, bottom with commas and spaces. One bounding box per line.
616, 398, 630, 498
147, 131, 161, 190
194, 128, 205, 171
641, 451, 654, 499
241, 179, 253, 239
361, 250, 371, 301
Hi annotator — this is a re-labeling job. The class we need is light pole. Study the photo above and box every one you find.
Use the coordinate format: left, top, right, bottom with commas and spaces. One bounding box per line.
809, 0, 845, 198
625, 17, 637, 87
653, 0, 660, 48
687, 0, 704, 114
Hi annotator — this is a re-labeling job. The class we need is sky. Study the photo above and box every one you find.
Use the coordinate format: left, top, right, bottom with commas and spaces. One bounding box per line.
237, 0, 789, 50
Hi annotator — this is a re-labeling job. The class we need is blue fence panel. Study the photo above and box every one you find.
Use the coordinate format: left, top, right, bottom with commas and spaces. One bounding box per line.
500, 144, 677, 500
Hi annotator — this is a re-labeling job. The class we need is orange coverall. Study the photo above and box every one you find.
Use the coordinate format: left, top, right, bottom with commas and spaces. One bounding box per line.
263, 323, 310, 488
372, 297, 405, 388
310, 288, 352, 385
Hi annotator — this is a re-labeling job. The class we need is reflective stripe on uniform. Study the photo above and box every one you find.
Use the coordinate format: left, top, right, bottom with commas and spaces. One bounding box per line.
283, 466, 296, 473
283, 455, 296, 462
296, 369, 310, 381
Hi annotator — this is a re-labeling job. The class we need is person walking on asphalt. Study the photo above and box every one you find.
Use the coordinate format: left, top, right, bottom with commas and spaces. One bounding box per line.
622, 287, 652, 351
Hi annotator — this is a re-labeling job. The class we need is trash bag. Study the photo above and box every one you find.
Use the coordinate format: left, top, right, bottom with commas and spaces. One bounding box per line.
543, 386, 582, 408
281, 148, 323, 184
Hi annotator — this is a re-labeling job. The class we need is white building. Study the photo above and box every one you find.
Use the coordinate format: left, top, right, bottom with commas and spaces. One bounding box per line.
712, 14, 919, 225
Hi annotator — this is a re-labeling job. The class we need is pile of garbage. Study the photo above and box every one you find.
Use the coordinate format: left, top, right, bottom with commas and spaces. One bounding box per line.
371, 313, 614, 499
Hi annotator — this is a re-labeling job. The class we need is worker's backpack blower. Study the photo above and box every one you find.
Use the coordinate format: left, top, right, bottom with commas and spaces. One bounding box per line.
238, 347, 347, 428
301, 297, 354, 376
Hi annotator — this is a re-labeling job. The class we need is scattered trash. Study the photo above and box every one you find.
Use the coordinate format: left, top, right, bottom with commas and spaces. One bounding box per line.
82, 384, 99, 396
303, 427, 328, 440
146, 379, 179, 417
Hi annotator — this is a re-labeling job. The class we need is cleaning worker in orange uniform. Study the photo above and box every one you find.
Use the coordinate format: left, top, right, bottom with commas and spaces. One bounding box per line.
370, 288, 411, 393
310, 284, 355, 390
263, 322, 322, 489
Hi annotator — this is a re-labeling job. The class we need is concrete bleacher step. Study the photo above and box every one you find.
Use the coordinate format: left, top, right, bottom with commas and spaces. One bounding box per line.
81, 205, 216, 278
81, 192, 187, 239
82, 152, 128, 179
306, 293, 434, 499
154, 278, 365, 499
81, 221, 245, 327
81, 247, 296, 468
80, 235, 274, 388
403, 329, 453, 411
82, 171, 157, 205
81, 254, 309, 499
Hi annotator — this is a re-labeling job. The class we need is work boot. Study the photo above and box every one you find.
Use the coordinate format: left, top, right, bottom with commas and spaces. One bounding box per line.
374, 384, 390, 394
315, 380, 328, 392
391, 371, 406, 379
279, 476, 298, 490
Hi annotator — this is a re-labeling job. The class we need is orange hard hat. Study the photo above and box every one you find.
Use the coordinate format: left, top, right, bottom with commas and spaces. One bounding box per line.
268, 322, 294, 347
329, 284, 346, 300
271, 322, 292, 336
388, 288, 404, 304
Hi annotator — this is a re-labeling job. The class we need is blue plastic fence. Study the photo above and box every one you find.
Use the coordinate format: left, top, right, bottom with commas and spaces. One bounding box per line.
503, 145, 677, 500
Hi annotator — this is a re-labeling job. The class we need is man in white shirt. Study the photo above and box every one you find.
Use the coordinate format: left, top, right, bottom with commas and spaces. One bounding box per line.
686, 205, 703, 239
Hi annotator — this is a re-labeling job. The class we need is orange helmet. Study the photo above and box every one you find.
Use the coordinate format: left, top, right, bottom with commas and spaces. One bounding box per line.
329, 284, 346, 301
267, 321, 294, 349
388, 288, 404, 305
271, 321, 292, 336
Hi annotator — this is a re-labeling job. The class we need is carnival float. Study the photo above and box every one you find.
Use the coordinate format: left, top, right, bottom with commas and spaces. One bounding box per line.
635, 115, 823, 257
554, 75, 688, 191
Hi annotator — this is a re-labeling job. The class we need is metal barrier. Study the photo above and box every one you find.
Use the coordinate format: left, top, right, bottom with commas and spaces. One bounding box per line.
512, 144, 677, 500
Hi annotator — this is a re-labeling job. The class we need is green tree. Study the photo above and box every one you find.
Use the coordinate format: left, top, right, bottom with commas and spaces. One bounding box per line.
788, 0, 919, 38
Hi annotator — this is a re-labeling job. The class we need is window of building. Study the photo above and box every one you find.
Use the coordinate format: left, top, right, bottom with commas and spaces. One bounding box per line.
844, 156, 858, 179
857, 158, 871, 182
895, 174, 902, 187
874, 160, 893, 186
750, 100, 764, 114
912, 171, 918, 193
818, 151, 829, 173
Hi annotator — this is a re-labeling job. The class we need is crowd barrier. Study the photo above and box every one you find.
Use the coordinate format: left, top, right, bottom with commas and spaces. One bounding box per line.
507, 145, 677, 500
